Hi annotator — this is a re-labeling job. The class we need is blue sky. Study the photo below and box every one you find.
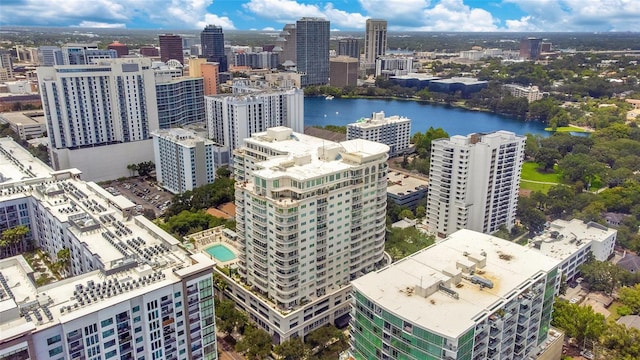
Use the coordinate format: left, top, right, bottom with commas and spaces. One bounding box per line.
1, 0, 638, 32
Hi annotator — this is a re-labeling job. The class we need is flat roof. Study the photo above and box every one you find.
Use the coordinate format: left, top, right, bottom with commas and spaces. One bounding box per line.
152, 128, 214, 147
387, 172, 428, 196
0, 137, 53, 185
0, 111, 47, 126
530, 219, 616, 261
352, 229, 559, 339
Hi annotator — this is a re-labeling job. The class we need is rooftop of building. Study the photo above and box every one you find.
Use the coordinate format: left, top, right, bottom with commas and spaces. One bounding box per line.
387, 171, 428, 196
430, 77, 487, 85
241, 127, 389, 181
0, 171, 214, 336
348, 111, 411, 129
530, 219, 617, 261
390, 73, 441, 81
0, 137, 53, 185
351, 229, 559, 339
0, 111, 46, 126
152, 128, 213, 147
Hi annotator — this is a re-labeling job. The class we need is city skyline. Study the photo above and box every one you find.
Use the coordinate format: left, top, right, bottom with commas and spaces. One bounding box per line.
0, 0, 638, 33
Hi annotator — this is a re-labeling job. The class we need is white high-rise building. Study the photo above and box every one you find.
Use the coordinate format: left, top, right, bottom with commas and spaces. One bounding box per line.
152, 129, 216, 194
61, 43, 117, 65
364, 19, 387, 69
204, 86, 303, 153
221, 127, 389, 342
350, 229, 560, 360
37, 58, 159, 181
427, 131, 525, 238
0, 142, 217, 360
347, 111, 411, 157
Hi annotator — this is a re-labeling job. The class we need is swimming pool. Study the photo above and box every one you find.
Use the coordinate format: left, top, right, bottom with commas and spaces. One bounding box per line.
205, 244, 236, 262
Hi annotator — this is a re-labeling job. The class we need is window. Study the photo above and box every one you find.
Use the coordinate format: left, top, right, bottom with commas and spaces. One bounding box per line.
47, 335, 62, 345
101, 318, 113, 327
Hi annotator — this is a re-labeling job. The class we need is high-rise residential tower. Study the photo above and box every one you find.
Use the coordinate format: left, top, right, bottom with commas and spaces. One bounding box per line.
204, 83, 304, 153
221, 127, 389, 342
296, 17, 330, 86
426, 131, 526, 238
337, 37, 360, 59
274, 24, 297, 65
350, 229, 560, 360
200, 25, 228, 72
159, 34, 184, 64
346, 111, 411, 157
364, 19, 387, 70
37, 58, 159, 181
61, 43, 117, 65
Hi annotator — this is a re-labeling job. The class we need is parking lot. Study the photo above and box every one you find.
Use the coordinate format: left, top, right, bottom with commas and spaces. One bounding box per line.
102, 178, 174, 218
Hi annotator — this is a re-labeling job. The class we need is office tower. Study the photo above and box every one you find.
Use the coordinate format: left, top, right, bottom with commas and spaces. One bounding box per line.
37, 58, 159, 181
0, 50, 13, 81
204, 85, 304, 152
347, 111, 410, 157
189, 58, 219, 95
296, 17, 330, 86
159, 34, 184, 64
61, 43, 117, 65
520, 37, 543, 60
139, 46, 160, 57
350, 229, 560, 360
426, 131, 526, 239
364, 19, 387, 69
223, 127, 389, 342
0, 145, 217, 359
108, 41, 129, 57
330, 56, 359, 88
337, 38, 360, 59
200, 25, 227, 72
38, 46, 64, 66
152, 128, 216, 193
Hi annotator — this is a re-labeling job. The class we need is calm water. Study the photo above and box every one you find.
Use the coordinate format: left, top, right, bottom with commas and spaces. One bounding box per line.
304, 97, 549, 137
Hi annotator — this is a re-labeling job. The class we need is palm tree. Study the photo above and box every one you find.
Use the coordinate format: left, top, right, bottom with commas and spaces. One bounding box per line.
56, 248, 71, 277
1, 225, 29, 258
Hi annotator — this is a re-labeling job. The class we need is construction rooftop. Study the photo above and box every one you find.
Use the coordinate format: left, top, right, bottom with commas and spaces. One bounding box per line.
352, 229, 559, 339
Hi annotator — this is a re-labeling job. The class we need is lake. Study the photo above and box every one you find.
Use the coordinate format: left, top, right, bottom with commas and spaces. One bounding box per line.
304, 97, 549, 137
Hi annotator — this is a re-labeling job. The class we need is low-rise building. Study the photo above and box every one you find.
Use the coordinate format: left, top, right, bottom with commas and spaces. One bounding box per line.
530, 219, 617, 291
0, 111, 47, 140
386, 171, 428, 210
504, 84, 544, 103
350, 229, 560, 360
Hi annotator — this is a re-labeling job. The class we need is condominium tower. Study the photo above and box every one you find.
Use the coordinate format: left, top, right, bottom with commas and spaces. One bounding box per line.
426, 131, 525, 238
152, 128, 216, 193
0, 141, 217, 360
156, 76, 205, 128
37, 58, 159, 181
61, 43, 117, 65
364, 19, 388, 69
337, 38, 360, 59
347, 111, 411, 157
204, 84, 304, 152
222, 127, 389, 342
350, 229, 560, 360
296, 17, 330, 86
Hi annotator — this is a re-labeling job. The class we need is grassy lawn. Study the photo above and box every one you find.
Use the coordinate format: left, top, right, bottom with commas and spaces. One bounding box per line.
607, 301, 625, 323
544, 125, 590, 133
519, 180, 556, 194
521, 162, 562, 183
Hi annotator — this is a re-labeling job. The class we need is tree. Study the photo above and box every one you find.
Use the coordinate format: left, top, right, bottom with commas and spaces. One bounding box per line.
55, 248, 71, 275
306, 325, 348, 359
517, 196, 546, 234
534, 148, 561, 171
215, 300, 248, 336
126, 163, 138, 176
579, 260, 621, 295
1, 225, 29, 258
619, 284, 640, 314
274, 337, 309, 360
415, 205, 426, 219
136, 161, 155, 178
235, 324, 272, 359
398, 209, 415, 220
551, 300, 606, 349
216, 166, 232, 178
600, 322, 640, 359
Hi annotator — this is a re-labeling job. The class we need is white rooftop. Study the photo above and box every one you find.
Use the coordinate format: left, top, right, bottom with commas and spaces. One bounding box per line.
0, 137, 53, 185
387, 172, 428, 196
530, 219, 617, 261
152, 128, 213, 147
352, 229, 559, 339
348, 111, 410, 129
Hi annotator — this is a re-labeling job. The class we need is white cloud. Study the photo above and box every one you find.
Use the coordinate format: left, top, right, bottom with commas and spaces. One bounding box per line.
359, 0, 430, 21
503, 0, 640, 32
404, 0, 499, 32
72, 21, 127, 28
262, 27, 276, 31
242, 0, 367, 29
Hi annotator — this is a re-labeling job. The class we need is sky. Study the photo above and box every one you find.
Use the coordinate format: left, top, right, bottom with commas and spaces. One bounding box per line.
0, 0, 638, 32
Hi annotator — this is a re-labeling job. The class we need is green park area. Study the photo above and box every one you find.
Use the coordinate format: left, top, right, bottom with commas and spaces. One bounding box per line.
544, 125, 591, 133
520, 161, 562, 194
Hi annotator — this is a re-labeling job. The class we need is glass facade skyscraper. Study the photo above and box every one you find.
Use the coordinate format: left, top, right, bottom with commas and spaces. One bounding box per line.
201, 25, 227, 72
296, 17, 330, 86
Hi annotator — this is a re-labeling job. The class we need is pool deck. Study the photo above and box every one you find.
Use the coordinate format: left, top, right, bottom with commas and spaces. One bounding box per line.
186, 226, 240, 267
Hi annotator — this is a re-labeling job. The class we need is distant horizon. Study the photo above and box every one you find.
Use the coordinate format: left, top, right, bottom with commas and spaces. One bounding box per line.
0, 0, 638, 33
